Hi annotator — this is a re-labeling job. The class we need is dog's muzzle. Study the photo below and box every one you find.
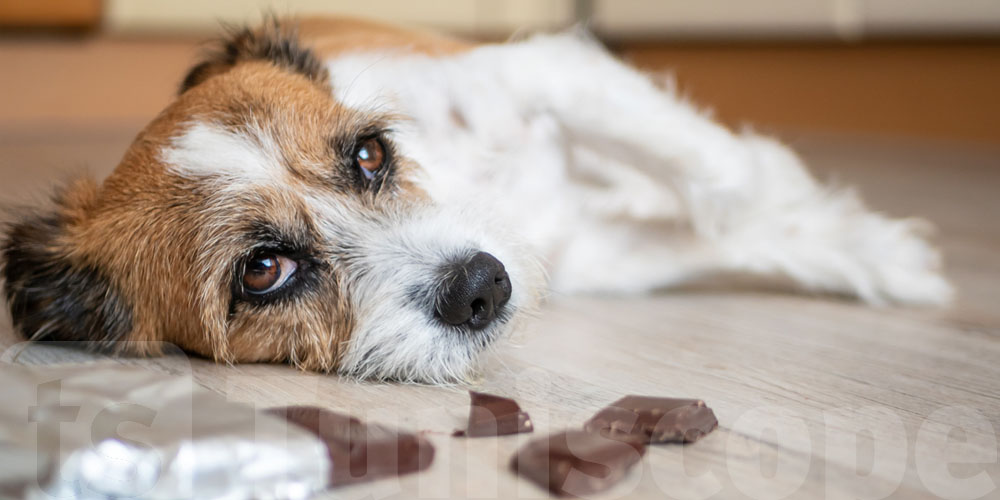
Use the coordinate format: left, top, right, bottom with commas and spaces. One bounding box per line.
435, 251, 512, 330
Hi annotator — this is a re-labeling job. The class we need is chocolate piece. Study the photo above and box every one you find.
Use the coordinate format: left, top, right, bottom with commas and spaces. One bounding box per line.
456, 391, 533, 437
266, 405, 434, 486
584, 396, 718, 443
510, 430, 646, 496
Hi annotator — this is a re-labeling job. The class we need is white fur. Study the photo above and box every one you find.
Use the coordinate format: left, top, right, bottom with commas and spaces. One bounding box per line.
161, 121, 286, 184
324, 31, 952, 312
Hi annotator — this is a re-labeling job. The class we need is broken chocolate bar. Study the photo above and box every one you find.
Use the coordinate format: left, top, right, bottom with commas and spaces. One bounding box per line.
266, 405, 434, 486
454, 390, 533, 437
584, 396, 718, 443
510, 430, 646, 496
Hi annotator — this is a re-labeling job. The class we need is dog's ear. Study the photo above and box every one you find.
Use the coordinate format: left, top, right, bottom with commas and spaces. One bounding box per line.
179, 18, 329, 94
1, 179, 133, 351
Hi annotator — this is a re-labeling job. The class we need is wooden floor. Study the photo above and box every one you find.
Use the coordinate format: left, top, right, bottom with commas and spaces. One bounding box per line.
1, 38, 999, 500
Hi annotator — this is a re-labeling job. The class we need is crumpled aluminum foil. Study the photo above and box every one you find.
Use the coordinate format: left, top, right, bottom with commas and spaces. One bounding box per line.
0, 363, 330, 499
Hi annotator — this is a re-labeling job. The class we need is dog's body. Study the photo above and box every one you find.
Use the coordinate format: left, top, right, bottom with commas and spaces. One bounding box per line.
1, 18, 950, 382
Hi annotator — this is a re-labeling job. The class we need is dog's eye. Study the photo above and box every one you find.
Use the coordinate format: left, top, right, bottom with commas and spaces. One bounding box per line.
243, 253, 297, 295
355, 137, 385, 180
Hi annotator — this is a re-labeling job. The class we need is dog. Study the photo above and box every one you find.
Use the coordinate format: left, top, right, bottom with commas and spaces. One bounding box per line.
1, 17, 951, 383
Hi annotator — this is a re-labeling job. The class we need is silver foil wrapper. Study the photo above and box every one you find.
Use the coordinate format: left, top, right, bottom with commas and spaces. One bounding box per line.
0, 363, 330, 499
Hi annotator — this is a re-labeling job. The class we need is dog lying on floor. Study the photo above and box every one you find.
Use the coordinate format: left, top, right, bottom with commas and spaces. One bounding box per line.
0, 17, 951, 383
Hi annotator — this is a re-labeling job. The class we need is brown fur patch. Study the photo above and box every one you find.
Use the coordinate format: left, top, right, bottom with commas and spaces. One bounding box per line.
3, 16, 436, 372
83, 61, 383, 369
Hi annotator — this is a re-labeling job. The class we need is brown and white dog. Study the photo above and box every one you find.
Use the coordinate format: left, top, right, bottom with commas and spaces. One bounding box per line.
1, 17, 951, 383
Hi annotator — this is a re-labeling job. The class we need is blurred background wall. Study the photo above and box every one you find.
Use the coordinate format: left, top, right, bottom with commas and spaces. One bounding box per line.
99, 0, 1000, 40
1, 0, 999, 143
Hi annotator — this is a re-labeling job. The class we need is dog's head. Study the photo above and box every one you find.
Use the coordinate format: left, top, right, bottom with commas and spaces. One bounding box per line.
1, 22, 543, 383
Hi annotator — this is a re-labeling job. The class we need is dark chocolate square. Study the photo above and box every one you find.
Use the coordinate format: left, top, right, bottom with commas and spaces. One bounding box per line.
266, 405, 434, 486
584, 396, 718, 443
455, 391, 533, 437
511, 430, 646, 496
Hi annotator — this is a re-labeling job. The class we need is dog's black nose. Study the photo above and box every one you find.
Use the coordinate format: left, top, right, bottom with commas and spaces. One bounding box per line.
436, 252, 512, 330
